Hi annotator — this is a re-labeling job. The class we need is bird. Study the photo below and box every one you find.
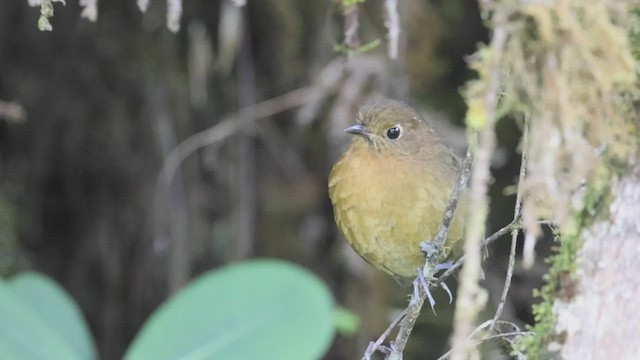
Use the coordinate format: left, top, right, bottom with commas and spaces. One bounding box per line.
328, 99, 466, 285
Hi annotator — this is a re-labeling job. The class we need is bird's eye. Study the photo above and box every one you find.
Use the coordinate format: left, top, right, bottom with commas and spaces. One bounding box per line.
386, 126, 401, 140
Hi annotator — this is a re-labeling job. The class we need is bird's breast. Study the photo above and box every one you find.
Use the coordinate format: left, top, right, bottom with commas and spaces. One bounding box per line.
329, 147, 456, 279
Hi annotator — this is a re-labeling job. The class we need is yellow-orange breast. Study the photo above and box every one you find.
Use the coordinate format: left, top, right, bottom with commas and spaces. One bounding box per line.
328, 144, 464, 280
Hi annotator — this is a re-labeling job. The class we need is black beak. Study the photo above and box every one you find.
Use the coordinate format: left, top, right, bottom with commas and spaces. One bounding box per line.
344, 124, 370, 138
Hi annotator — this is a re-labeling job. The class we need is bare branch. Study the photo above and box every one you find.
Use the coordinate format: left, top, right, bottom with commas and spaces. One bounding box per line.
384, 0, 400, 59
438, 320, 533, 360
429, 135, 476, 262
153, 59, 343, 253
156, 87, 319, 191
363, 220, 520, 359
362, 309, 408, 360
343, 5, 361, 50
386, 138, 475, 359
432, 221, 517, 289
362, 137, 475, 358
489, 114, 529, 332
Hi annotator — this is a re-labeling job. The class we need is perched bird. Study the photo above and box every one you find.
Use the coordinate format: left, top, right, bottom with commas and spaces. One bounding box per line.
328, 99, 466, 284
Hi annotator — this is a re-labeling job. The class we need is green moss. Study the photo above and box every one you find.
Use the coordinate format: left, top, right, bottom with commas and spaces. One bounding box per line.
629, 6, 640, 62
513, 233, 573, 359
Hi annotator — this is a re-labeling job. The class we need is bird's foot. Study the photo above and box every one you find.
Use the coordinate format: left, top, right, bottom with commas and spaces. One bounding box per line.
419, 241, 439, 259
434, 261, 453, 273
412, 261, 455, 314
414, 267, 437, 315
431, 261, 454, 304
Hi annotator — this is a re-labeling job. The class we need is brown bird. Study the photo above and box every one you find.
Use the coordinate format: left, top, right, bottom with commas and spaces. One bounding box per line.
328, 99, 466, 284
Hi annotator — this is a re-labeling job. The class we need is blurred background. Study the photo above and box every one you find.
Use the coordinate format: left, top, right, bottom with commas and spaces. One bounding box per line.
0, 1, 553, 359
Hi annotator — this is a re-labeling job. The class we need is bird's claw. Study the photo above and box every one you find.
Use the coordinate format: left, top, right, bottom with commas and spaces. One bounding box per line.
440, 281, 453, 304
433, 261, 454, 303
434, 261, 453, 272
412, 261, 456, 313
415, 267, 437, 315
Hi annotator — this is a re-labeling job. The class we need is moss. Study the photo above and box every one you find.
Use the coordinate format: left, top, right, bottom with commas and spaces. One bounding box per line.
629, 6, 640, 62
467, 0, 639, 357
514, 232, 577, 359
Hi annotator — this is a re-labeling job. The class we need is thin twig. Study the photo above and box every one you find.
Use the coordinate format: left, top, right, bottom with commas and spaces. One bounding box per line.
156, 86, 318, 191
429, 135, 477, 264
153, 86, 332, 254
343, 4, 361, 50
481, 331, 535, 342
387, 138, 475, 359
437, 320, 493, 360
384, 0, 400, 59
361, 221, 550, 359
362, 309, 408, 360
432, 221, 517, 288
438, 319, 532, 360
364, 138, 474, 359
437, 330, 535, 360
489, 114, 529, 332
363, 219, 528, 359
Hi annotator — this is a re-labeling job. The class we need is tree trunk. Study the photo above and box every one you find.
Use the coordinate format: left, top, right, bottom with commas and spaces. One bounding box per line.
553, 164, 640, 358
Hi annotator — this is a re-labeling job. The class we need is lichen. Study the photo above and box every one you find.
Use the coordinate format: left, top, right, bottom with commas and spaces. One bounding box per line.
469, 0, 640, 358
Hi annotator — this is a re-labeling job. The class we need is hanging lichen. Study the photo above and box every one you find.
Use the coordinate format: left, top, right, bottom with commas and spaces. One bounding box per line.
465, 0, 639, 357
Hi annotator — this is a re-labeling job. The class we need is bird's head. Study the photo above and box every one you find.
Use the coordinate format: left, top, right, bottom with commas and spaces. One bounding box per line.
344, 99, 435, 155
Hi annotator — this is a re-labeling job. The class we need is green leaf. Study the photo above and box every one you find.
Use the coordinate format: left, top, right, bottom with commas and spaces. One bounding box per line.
125, 259, 335, 360
0, 272, 97, 360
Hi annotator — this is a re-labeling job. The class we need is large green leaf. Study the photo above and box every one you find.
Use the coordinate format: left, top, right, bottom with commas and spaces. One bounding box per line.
125, 259, 335, 360
0, 272, 97, 360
